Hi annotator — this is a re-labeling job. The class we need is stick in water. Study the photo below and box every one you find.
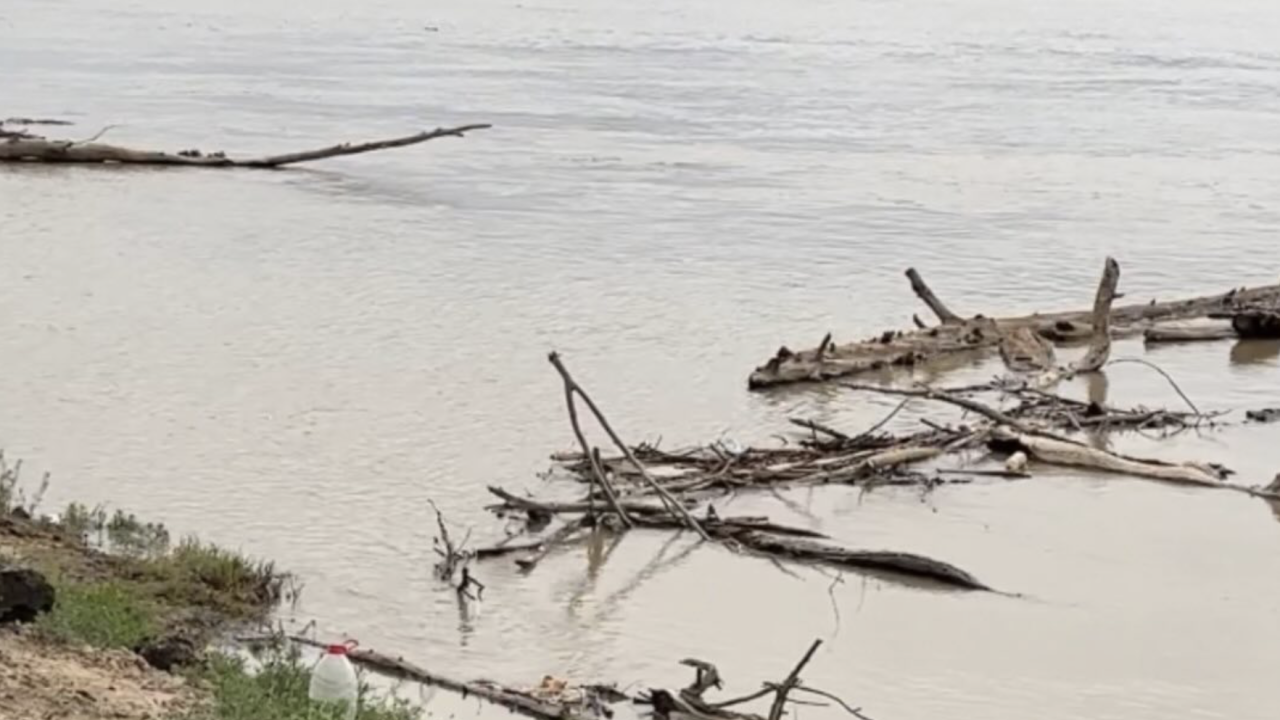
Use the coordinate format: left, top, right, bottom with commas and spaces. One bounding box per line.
548, 352, 711, 541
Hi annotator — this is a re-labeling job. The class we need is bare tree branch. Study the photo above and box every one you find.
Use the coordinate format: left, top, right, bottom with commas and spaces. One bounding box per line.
548, 352, 710, 540
905, 268, 962, 325
768, 640, 823, 720
0, 124, 492, 167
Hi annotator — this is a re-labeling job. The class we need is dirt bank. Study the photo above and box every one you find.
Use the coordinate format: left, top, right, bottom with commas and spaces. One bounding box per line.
0, 627, 197, 720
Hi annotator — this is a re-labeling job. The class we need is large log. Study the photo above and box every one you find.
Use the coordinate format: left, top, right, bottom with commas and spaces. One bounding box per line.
749, 264, 1280, 388
241, 634, 604, 720
1144, 321, 1238, 344
729, 530, 991, 591
991, 428, 1228, 487
0, 124, 490, 167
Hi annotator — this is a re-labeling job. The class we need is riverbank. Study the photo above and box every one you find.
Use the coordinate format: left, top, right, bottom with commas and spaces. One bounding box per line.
0, 487, 415, 720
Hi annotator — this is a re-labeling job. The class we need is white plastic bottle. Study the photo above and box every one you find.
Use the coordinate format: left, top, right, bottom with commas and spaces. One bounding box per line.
308, 642, 360, 720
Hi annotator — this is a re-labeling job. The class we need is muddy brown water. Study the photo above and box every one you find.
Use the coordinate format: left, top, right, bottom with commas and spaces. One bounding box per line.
3, 1, 1280, 718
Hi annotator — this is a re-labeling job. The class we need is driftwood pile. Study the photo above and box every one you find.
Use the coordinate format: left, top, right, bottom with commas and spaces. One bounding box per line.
475, 260, 1276, 605
478, 353, 996, 592
0, 117, 490, 167
247, 257, 1274, 720
747, 260, 1280, 388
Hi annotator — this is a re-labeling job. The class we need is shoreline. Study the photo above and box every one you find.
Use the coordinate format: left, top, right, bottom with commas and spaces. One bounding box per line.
0, 491, 415, 720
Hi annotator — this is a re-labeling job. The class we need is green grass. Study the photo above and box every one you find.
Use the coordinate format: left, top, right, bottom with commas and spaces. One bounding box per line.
145, 537, 284, 617
177, 649, 419, 720
30, 545, 416, 720
107, 509, 172, 558
37, 580, 158, 649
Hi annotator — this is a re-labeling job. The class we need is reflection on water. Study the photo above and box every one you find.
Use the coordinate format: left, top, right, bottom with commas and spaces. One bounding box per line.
4, 0, 1280, 718
565, 528, 627, 613
1082, 371, 1113, 450
1085, 371, 1111, 407
1231, 339, 1280, 365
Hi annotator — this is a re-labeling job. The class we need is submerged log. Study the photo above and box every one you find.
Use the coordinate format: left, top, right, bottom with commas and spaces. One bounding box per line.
0, 124, 491, 167
749, 261, 1280, 388
729, 530, 991, 591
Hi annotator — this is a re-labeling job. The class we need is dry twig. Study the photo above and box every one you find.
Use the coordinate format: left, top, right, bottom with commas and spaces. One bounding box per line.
768, 640, 823, 720
1106, 357, 1202, 416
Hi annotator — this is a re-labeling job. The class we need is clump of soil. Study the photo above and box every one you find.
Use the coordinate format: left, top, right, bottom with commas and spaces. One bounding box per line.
0, 627, 198, 720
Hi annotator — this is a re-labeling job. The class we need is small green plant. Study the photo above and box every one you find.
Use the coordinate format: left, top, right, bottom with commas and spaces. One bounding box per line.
150, 537, 284, 614
0, 451, 19, 511
37, 580, 158, 649
59, 501, 108, 543
0, 451, 50, 516
178, 647, 419, 720
107, 509, 171, 558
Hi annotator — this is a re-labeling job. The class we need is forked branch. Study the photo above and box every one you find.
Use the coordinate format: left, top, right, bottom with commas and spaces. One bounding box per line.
548, 352, 710, 540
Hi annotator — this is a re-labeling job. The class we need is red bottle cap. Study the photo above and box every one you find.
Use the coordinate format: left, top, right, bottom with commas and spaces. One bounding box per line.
326, 639, 359, 655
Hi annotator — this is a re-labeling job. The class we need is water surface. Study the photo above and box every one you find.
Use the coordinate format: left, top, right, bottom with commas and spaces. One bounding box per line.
3, 1, 1280, 718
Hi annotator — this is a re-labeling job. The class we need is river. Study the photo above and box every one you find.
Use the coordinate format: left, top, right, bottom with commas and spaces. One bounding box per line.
3, 0, 1280, 718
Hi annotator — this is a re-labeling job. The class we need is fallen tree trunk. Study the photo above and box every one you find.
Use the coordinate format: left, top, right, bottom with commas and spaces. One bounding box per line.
749, 260, 1280, 388
729, 530, 991, 591
243, 634, 607, 720
991, 427, 1228, 487
245, 633, 863, 720
0, 124, 490, 167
